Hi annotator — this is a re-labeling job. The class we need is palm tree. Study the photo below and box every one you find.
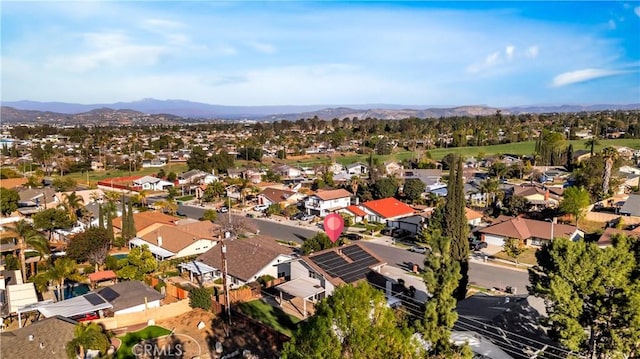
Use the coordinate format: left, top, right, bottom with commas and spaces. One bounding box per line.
602, 147, 618, 196
480, 178, 500, 207
46, 257, 84, 301
350, 175, 362, 195
584, 138, 600, 157
59, 191, 85, 222
155, 198, 178, 215
66, 322, 110, 359
3, 220, 48, 282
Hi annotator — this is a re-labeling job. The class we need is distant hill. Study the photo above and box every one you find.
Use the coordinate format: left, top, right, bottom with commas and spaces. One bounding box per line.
1, 98, 638, 122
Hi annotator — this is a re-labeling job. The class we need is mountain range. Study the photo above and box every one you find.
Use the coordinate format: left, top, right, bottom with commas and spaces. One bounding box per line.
1, 99, 639, 122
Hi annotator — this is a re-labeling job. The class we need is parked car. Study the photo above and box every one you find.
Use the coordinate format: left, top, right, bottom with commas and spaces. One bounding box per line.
470, 240, 488, 251
392, 229, 411, 238
409, 246, 429, 254
71, 312, 99, 322
254, 204, 269, 211
300, 214, 315, 221
343, 233, 363, 241
218, 206, 229, 213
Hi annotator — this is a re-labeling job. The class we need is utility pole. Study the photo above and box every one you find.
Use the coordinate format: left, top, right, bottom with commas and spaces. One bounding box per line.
221, 242, 231, 324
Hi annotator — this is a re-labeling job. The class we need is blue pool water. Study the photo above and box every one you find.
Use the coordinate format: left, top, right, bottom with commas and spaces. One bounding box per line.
60, 282, 90, 300
112, 253, 128, 260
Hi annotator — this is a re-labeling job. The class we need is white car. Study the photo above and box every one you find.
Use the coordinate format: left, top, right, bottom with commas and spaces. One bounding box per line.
410, 246, 429, 254
253, 204, 269, 212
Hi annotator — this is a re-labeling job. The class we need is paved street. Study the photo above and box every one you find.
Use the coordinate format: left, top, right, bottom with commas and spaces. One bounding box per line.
177, 203, 530, 292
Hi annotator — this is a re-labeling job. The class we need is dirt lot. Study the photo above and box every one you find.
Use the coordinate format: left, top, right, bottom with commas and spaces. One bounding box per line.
155, 308, 284, 359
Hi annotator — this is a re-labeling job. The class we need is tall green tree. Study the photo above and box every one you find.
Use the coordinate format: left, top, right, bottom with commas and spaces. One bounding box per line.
301, 233, 341, 255
421, 230, 471, 358
559, 186, 591, 225
116, 245, 157, 280
3, 220, 48, 282
45, 257, 84, 301
282, 283, 421, 359
32, 208, 74, 241
503, 238, 526, 266
371, 177, 399, 200
529, 236, 640, 358
0, 187, 20, 216
403, 178, 426, 203
442, 156, 469, 300
58, 191, 85, 222
66, 227, 111, 272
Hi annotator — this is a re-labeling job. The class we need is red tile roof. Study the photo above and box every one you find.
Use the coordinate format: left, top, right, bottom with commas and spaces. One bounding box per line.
362, 197, 415, 219
478, 217, 578, 241
597, 227, 639, 247
314, 189, 352, 201
88, 270, 117, 282
113, 211, 179, 232
465, 208, 483, 220
345, 205, 366, 217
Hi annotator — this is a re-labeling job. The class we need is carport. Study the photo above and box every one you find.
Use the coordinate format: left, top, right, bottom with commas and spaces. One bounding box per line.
275, 278, 325, 318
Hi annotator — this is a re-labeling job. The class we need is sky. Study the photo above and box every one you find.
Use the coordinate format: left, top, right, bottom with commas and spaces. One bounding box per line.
2, 1, 639, 107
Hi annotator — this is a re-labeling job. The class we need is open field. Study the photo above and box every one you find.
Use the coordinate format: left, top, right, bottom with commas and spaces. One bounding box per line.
286, 138, 640, 166
492, 247, 539, 266
64, 163, 188, 187
116, 325, 172, 359
236, 299, 300, 337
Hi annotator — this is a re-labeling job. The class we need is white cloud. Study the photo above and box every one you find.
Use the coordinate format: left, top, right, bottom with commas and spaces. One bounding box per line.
247, 41, 277, 54
608, 19, 616, 30
635, 6, 640, 17
505, 45, 515, 60
551, 68, 625, 87
525, 45, 539, 58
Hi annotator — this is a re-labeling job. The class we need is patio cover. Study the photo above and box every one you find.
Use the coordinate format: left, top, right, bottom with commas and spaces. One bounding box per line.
130, 238, 175, 258
178, 261, 217, 275
37, 292, 113, 318
276, 277, 325, 299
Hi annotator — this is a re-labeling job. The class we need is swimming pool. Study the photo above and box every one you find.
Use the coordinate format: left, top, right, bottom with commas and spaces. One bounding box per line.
61, 282, 90, 300
112, 253, 128, 260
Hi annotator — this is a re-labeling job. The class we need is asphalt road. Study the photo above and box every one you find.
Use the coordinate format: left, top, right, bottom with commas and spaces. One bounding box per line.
178, 204, 530, 291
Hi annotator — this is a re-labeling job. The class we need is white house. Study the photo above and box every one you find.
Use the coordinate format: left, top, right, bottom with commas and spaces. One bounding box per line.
182, 236, 293, 288
272, 165, 302, 178
346, 162, 369, 176
129, 221, 221, 260
133, 176, 174, 191
305, 189, 352, 217
97, 281, 163, 315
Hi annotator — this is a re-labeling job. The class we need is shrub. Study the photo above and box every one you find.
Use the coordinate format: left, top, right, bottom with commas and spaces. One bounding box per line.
154, 280, 166, 292
257, 274, 276, 286
189, 286, 213, 310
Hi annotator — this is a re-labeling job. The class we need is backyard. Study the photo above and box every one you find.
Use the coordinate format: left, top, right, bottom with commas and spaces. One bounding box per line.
115, 325, 172, 359
236, 299, 301, 337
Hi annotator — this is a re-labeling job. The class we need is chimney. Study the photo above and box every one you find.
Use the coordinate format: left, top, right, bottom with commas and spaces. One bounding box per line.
157, 236, 163, 247
544, 189, 550, 202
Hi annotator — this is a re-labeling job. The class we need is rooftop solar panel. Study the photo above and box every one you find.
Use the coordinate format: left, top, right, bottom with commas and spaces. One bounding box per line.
309, 245, 382, 284
85, 293, 107, 306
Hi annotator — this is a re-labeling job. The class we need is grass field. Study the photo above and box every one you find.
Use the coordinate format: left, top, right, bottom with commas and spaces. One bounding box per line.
286, 138, 640, 166
236, 299, 301, 337
116, 325, 172, 359
492, 247, 539, 266
65, 163, 188, 187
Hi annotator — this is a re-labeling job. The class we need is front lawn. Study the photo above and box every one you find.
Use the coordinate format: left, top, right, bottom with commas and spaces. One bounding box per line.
492, 247, 539, 266
236, 299, 301, 337
116, 325, 172, 359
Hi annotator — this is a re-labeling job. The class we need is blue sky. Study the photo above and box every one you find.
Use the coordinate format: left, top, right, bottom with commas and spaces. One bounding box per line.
2, 1, 639, 106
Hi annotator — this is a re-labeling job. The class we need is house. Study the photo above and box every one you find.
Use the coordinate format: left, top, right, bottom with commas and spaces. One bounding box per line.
112, 211, 180, 237
511, 185, 561, 209
465, 208, 483, 226
304, 188, 352, 217
572, 149, 592, 163
617, 172, 640, 194
387, 215, 424, 235
141, 159, 167, 168
272, 164, 302, 178
97, 281, 163, 315
346, 162, 369, 176
339, 205, 367, 224
17, 187, 58, 211
361, 197, 415, 224
132, 175, 174, 191
177, 169, 209, 185
476, 217, 583, 247
402, 169, 443, 187
37, 292, 113, 319
327, 162, 344, 174
619, 194, 640, 216
257, 187, 301, 208
275, 243, 385, 318
596, 227, 640, 248
0, 316, 78, 359
129, 220, 220, 260
183, 236, 293, 288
